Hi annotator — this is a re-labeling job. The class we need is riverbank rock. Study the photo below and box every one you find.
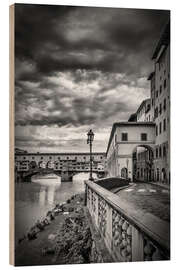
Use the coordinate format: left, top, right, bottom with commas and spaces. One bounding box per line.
43, 194, 93, 264
16, 193, 96, 266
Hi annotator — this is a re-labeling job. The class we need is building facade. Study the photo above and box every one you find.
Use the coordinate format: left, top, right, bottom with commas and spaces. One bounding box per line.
106, 122, 155, 181
106, 21, 170, 185
136, 99, 153, 122
151, 21, 170, 184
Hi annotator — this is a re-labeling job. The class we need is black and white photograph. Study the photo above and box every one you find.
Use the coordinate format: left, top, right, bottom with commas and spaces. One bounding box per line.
10, 3, 170, 266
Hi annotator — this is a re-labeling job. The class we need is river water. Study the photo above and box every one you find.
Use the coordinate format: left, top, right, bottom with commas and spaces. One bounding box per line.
15, 172, 95, 245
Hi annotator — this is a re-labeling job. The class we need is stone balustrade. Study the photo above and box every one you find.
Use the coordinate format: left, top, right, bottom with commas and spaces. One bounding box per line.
85, 180, 170, 262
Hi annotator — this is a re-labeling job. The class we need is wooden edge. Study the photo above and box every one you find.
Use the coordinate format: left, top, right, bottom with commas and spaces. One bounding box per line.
9, 4, 15, 266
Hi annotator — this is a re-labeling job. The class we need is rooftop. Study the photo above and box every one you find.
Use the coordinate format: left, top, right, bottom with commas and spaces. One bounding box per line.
151, 20, 170, 60
15, 152, 106, 156
136, 98, 151, 115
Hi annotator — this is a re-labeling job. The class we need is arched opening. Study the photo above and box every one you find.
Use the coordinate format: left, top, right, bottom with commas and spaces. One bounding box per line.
121, 167, 128, 179
161, 168, 167, 183
46, 161, 55, 169
38, 161, 46, 169
29, 161, 37, 170
132, 144, 154, 182
156, 168, 160, 182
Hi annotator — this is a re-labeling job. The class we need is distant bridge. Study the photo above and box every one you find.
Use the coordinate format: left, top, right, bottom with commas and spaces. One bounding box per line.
15, 167, 106, 182
15, 152, 107, 182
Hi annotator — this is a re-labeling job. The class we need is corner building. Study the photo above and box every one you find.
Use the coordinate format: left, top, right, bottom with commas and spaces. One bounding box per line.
134, 21, 170, 184
150, 21, 170, 184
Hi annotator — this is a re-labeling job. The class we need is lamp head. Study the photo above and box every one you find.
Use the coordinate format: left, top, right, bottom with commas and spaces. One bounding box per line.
87, 129, 94, 144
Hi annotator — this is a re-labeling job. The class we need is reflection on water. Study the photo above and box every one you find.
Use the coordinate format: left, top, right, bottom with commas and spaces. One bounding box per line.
15, 172, 96, 244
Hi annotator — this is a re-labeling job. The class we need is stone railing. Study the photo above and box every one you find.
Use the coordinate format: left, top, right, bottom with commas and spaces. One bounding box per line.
85, 180, 170, 262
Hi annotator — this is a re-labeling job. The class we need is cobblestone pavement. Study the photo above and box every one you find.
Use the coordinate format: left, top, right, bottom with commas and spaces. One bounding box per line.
116, 183, 170, 222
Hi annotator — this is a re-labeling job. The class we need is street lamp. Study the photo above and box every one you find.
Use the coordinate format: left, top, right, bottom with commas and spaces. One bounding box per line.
126, 158, 129, 180
87, 129, 94, 181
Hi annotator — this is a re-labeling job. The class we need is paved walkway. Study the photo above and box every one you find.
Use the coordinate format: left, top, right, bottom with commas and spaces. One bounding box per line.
149, 181, 170, 190
115, 183, 170, 222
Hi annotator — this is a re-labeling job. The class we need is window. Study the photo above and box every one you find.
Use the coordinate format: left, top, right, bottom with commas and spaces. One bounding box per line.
164, 79, 167, 89
152, 98, 154, 106
160, 85, 162, 94
32, 157, 35, 160
156, 125, 158, 136
23, 157, 26, 159
159, 146, 162, 158
156, 90, 158, 98
141, 133, 147, 141
159, 122, 162, 134
163, 146, 166, 157
122, 133, 128, 141
41, 157, 43, 159
155, 107, 158, 118
159, 103, 162, 115
163, 118, 166, 132
49, 156, 52, 159
156, 148, 158, 158
163, 98, 166, 111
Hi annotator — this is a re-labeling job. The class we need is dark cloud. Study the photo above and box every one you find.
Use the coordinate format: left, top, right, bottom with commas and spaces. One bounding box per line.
15, 5, 170, 78
14, 4, 170, 152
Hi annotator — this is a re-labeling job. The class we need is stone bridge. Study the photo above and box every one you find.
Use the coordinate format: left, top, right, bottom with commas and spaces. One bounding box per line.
15, 152, 106, 182
85, 179, 170, 262
15, 167, 105, 182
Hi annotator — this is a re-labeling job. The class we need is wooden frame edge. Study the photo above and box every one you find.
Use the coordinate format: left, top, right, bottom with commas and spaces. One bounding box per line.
9, 4, 15, 266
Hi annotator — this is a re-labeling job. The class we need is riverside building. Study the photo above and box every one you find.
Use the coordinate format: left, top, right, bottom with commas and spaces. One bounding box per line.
151, 21, 170, 184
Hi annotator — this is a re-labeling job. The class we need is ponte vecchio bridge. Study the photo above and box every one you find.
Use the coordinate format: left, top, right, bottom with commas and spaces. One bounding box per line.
15, 151, 106, 182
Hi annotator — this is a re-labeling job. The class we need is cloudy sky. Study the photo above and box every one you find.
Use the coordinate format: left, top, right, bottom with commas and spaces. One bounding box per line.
15, 4, 170, 153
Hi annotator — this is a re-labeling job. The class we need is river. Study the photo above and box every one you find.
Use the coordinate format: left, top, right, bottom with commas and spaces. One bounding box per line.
15, 172, 96, 245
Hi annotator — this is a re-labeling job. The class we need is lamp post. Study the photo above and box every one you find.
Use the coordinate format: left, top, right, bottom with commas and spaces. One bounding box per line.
126, 158, 129, 180
87, 129, 94, 181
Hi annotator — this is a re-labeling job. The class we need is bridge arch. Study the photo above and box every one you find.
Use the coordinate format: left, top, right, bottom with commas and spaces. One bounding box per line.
73, 172, 98, 182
